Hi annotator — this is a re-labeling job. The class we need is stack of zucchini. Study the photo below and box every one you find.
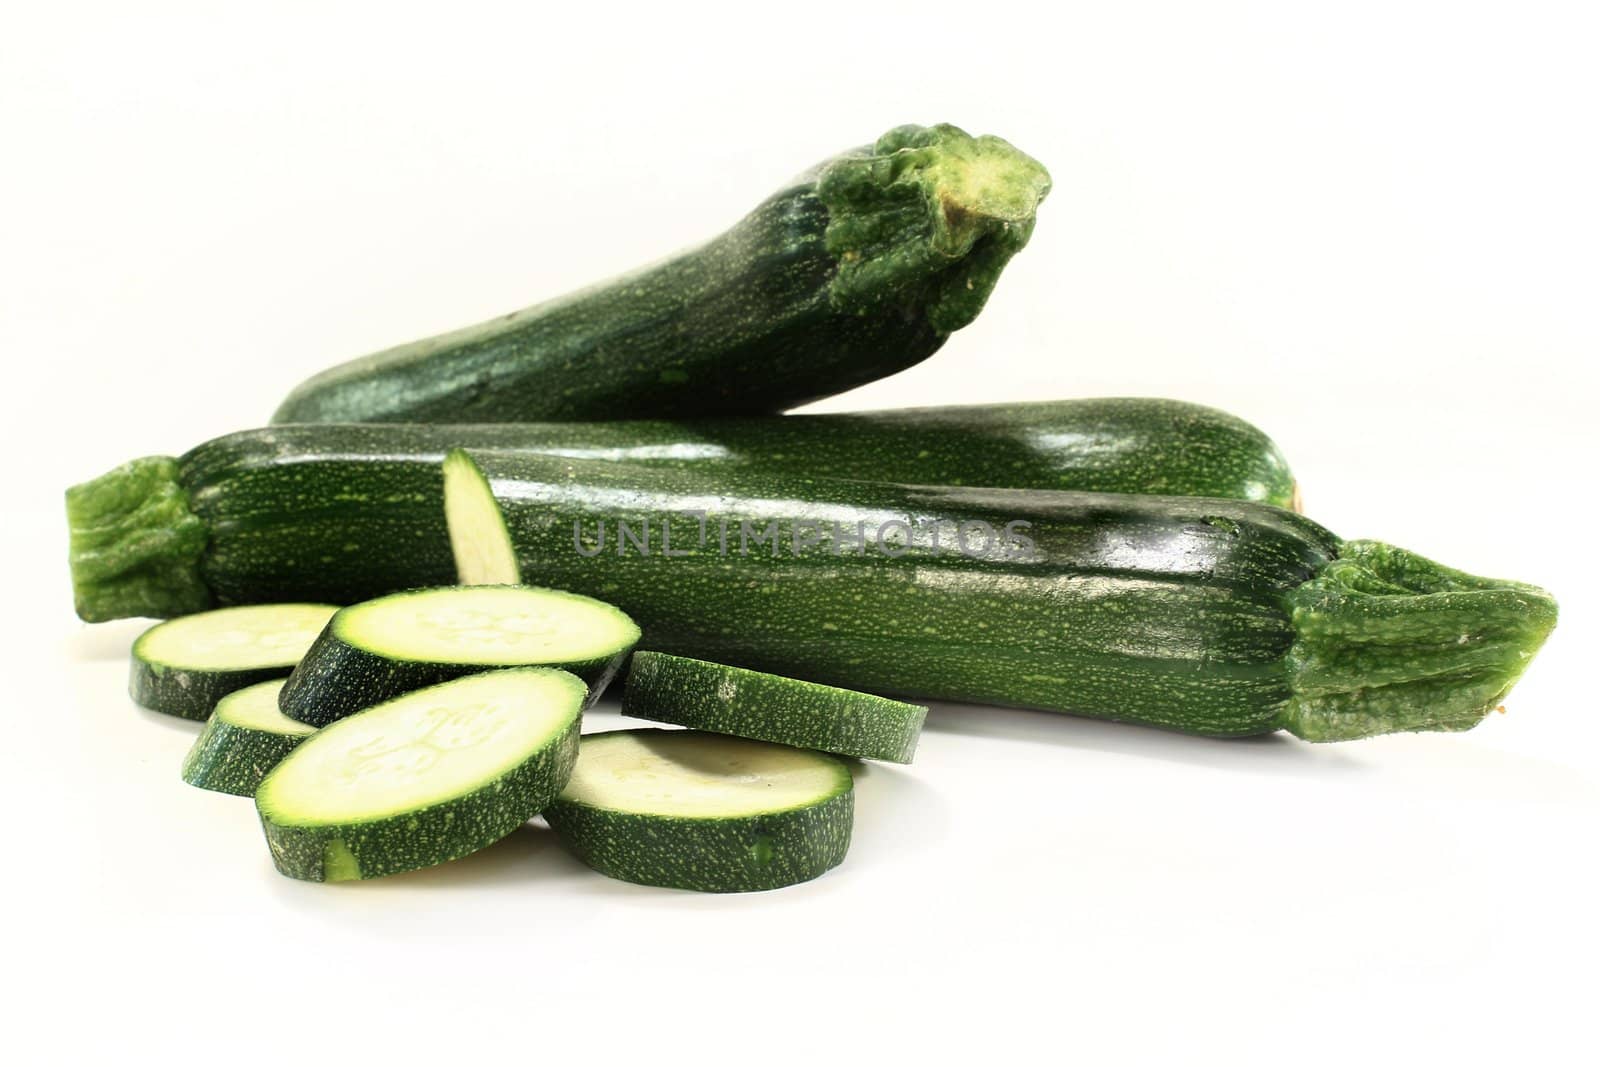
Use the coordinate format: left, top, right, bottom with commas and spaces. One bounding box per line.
65, 122, 1557, 891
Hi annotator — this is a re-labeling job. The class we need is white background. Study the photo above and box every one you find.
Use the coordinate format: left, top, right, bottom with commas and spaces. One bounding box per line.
4, 2, 1596, 1063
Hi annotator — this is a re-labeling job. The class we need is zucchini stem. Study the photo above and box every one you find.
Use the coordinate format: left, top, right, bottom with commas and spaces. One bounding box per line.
1281, 540, 1557, 741
65, 456, 211, 622
818, 123, 1051, 334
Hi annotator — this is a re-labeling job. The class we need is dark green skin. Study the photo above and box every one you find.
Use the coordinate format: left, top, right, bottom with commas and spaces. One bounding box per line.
469, 454, 1555, 741
66, 398, 1297, 621
271, 124, 1050, 425
623, 652, 927, 763
182, 713, 310, 797
544, 731, 854, 893
130, 659, 293, 722
278, 592, 634, 727
258, 670, 584, 882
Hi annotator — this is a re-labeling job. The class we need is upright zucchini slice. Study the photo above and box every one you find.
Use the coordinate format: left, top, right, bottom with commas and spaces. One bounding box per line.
444, 449, 520, 585
623, 652, 927, 763
181, 680, 316, 796
544, 730, 854, 893
257, 668, 584, 882
130, 603, 338, 720
278, 585, 638, 726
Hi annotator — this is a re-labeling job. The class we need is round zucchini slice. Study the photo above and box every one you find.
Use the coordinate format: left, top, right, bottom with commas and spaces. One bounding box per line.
130, 603, 338, 720
257, 667, 585, 882
622, 651, 927, 763
544, 729, 854, 893
278, 585, 639, 726
181, 679, 316, 796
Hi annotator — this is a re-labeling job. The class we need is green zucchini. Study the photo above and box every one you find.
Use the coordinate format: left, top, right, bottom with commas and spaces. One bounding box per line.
425, 454, 1559, 743
278, 585, 638, 726
129, 603, 337, 720
623, 652, 927, 764
543, 729, 853, 893
257, 667, 584, 882
271, 124, 1050, 425
66, 397, 1296, 622
180, 679, 315, 796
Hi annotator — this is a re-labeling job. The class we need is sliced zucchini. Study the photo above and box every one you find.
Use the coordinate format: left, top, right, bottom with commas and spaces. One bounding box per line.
257, 667, 585, 882
544, 729, 854, 893
623, 652, 927, 764
444, 449, 520, 585
180, 679, 316, 796
130, 603, 338, 720
278, 585, 639, 726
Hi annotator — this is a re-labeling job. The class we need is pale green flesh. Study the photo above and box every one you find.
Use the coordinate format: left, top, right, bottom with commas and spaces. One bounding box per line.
335, 586, 638, 666
443, 450, 521, 586
258, 669, 584, 824
214, 679, 315, 735
561, 731, 850, 818
135, 604, 337, 670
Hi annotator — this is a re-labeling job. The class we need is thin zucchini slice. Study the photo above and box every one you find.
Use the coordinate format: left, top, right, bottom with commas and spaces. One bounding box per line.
623, 652, 927, 763
444, 449, 520, 585
130, 603, 338, 720
544, 729, 854, 893
279, 585, 639, 726
181, 679, 316, 796
257, 667, 584, 882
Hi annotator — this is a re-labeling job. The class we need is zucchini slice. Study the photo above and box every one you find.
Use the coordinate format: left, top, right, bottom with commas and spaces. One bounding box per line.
181, 679, 316, 796
444, 449, 520, 585
623, 652, 927, 764
257, 668, 584, 882
544, 729, 853, 893
130, 603, 338, 720
279, 585, 638, 726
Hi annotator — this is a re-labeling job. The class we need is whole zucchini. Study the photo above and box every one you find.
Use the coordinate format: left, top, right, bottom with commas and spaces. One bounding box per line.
271, 123, 1050, 424
67, 453, 1554, 742
65, 398, 1296, 622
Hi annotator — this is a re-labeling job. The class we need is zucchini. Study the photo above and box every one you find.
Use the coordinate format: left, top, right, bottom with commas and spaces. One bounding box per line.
180, 679, 315, 796
271, 124, 1050, 424
623, 652, 927, 764
278, 585, 638, 726
429, 454, 1558, 742
66, 397, 1296, 622
129, 603, 337, 720
543, 729, 853, 893
257, 668, 584, 882
444, 448, 521, 585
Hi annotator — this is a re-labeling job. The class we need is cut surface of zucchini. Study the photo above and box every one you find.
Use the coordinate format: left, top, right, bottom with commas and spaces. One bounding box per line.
444, 449, 520, 585
257, 668, 584, 881
545, 729, 853, 892
130, 603, 338, 720
622, 652, 927, 763
279, 585, 639, 725
181, 679, 316, 796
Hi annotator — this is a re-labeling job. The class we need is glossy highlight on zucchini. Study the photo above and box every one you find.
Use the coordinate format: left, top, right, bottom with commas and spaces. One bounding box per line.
65, 397, 1296, 621
271, 124, 1050, 424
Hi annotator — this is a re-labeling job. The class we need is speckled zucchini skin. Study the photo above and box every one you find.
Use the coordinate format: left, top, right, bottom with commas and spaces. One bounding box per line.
257, 673, 583, 882
130, 657, 291, 722
278, 590, 633, 727
181, 683, 312, 796
544, 731, 854, 893
623, 652, 926, 763
271, 124, 1049, 425
67, 398, 1297, 621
